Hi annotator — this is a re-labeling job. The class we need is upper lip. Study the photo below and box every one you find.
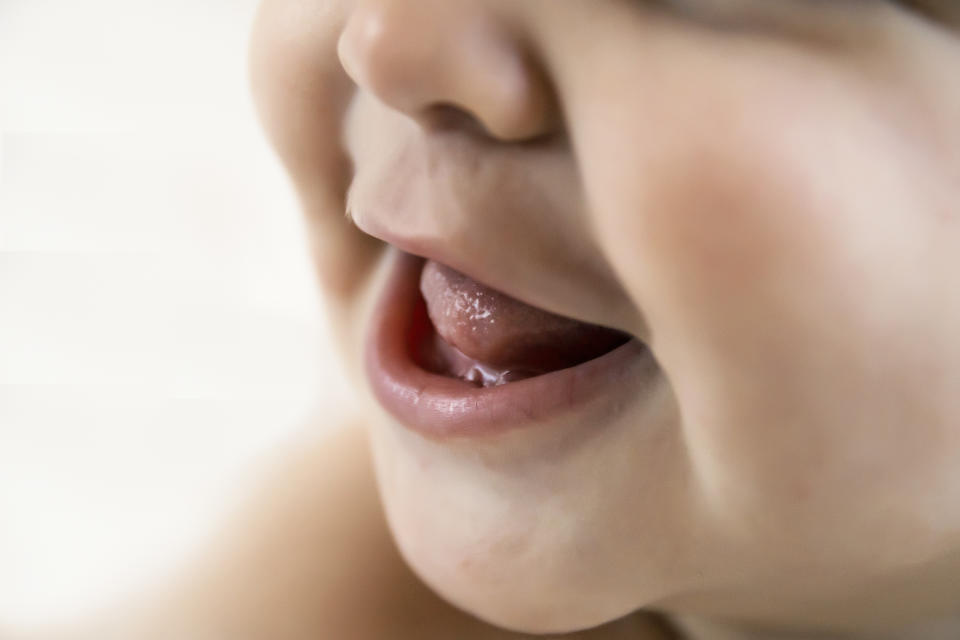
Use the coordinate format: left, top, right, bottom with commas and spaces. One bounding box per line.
346, 203, 547, 323
343, 103, 645, 337
350, 213, 647, 341
345, 135, 527, 301
350, 218, 485, 299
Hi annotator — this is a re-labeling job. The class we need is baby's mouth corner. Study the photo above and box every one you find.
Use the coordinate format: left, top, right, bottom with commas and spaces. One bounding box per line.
413, 259, 632, 388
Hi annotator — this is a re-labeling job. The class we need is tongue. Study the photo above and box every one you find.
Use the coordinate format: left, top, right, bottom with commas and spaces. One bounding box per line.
419, 260, 628, 385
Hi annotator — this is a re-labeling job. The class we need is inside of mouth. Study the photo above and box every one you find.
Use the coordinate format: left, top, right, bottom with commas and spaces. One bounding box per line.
415, 321, 547, 387
409, 261, 631, 388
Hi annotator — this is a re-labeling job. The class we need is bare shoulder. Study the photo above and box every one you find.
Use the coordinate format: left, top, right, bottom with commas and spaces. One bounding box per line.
23, 422, 676, 640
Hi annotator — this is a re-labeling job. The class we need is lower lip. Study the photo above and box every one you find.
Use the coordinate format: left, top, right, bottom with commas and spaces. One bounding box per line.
365, 251, 657, 440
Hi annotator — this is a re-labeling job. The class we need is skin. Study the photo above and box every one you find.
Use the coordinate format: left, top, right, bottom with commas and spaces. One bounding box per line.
24, 1, 959, 639
18, 426, 672, 640
244, 0, 960, 637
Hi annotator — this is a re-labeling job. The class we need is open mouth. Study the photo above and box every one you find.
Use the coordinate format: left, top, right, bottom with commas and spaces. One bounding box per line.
365, 250, 658, 440
416, 259, 631, 388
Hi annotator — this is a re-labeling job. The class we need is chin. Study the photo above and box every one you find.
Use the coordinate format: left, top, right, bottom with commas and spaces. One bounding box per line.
365, 414, 677, 635
385, 510, 641, 634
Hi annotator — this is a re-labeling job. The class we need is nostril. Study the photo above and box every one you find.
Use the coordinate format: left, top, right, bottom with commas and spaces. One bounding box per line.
421, 103, 490, 136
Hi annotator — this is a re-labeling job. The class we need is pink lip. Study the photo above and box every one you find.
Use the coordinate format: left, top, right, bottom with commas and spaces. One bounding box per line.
365, 250, 657, 440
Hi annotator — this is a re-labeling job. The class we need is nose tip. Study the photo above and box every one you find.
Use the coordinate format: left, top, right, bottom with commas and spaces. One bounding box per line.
337, 0, 558, 141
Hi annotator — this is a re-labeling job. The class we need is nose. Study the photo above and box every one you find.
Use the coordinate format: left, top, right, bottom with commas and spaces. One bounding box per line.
337, 0, 558, 141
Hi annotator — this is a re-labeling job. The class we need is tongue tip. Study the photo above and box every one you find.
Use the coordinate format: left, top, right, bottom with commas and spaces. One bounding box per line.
423, 332, 540, 388
419, 259, 632, 378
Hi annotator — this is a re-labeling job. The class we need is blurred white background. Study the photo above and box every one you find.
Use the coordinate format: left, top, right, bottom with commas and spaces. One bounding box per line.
0, 0, 351, 629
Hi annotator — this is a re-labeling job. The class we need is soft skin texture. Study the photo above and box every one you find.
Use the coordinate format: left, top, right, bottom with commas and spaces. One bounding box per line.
17, 426, 673, 640
250, 0, 960, 637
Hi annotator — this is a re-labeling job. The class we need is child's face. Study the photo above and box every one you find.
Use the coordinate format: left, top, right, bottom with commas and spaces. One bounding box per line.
251, 0, 960, 634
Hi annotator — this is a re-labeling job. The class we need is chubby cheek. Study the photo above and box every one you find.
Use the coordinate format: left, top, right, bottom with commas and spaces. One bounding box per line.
572, 50, 960, 556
